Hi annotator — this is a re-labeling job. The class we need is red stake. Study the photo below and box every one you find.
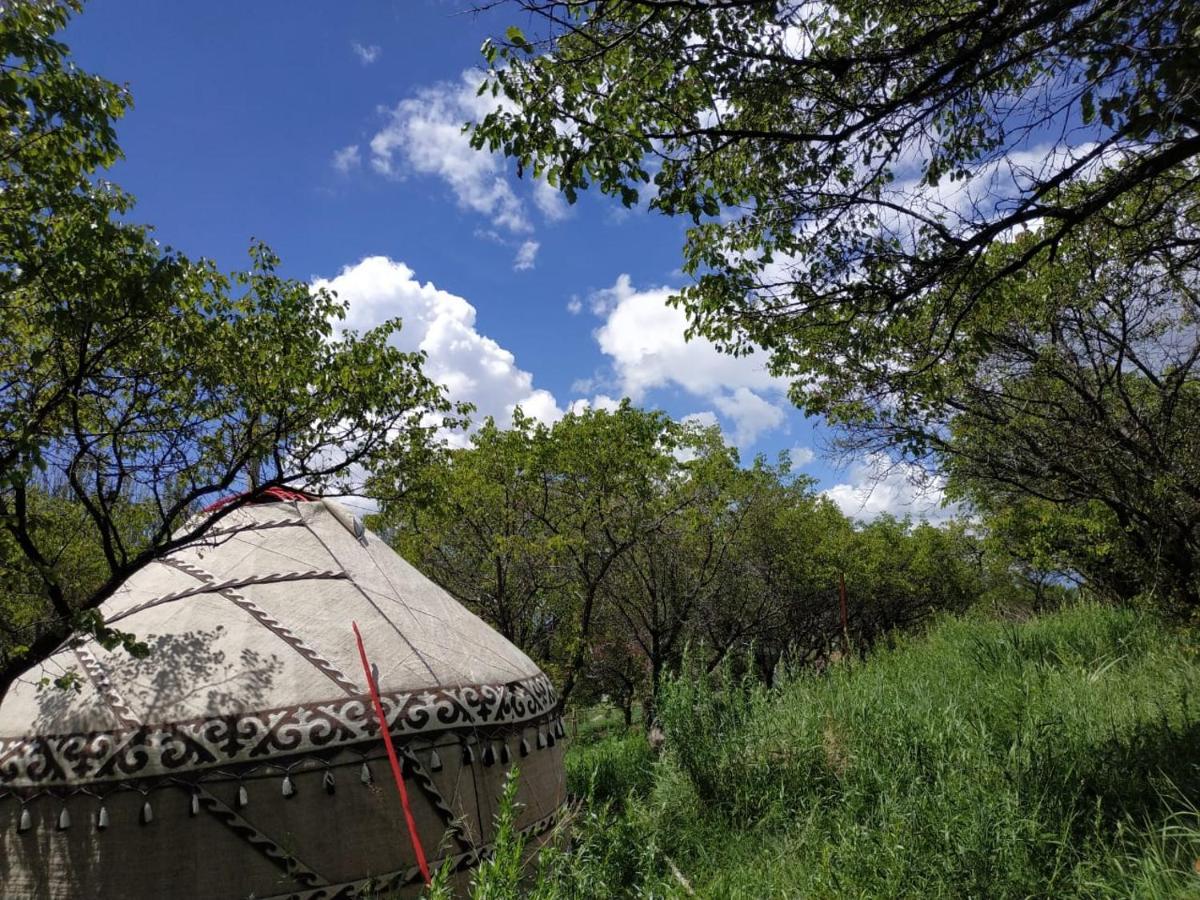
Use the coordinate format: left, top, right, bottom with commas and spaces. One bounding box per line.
352, 621, 431, 886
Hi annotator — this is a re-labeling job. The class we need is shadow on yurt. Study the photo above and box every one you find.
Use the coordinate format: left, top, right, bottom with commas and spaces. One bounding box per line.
0, 491, 567, 898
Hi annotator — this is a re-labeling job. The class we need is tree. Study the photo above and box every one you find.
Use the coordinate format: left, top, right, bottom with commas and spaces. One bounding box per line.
377, 402, 684, 708
717, 466, 851, 679
969, 496, 1130, 611
909, 189, 1200, 612
376, 412, 563, 660
0, 2, 466, 695
474, 0, 1200, 409
843, 516, 982, 648
473, 2, 1200, 610
596, 422, 749, 723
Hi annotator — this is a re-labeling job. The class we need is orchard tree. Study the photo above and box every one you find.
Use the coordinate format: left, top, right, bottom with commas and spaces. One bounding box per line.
519, 403, 689, 705
597, 422, 748, 723
374, 412, 564, 660
843, 517, 982, 648
916, 191, 1200, 611
0, 2, 466, 695
718, 467, 852, 679
377, 402, 686, 707
968, 496, 1136, 610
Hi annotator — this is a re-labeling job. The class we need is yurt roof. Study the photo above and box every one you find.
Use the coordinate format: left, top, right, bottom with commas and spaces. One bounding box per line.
0, 497, 556, 791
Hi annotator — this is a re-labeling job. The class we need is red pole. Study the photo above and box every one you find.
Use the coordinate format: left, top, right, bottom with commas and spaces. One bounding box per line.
352, 621, 431, 885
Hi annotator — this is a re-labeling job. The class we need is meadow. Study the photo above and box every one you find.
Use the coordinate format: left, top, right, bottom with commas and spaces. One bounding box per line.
458, 604, 1200, 898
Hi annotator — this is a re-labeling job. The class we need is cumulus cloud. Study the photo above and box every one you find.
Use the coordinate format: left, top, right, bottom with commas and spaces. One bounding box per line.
713, 387, 786, 445
593, 275, 784, 401
789, 445, 816, 467
682, 411, 719, 430
351, 42, 381, 65
513, 240, 539, 271
331, 144, 361, 174
589, 274, 790, 446
567, 394, 622, 416
823, 454, 956, 523
369, 71, 530, 233
366, 69, 566, 242
533, 177, 570, 221
314, 256, 563, 429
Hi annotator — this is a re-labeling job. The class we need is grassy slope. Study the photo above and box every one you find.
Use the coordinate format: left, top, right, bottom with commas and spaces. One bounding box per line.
550, 605, 1200, 898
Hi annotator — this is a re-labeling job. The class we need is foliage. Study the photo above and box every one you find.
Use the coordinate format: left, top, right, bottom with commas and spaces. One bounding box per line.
376, 402, 687, 707
474, 0, 1200, 411
473, 0, 1200, 620
0, 2, 466, 691
532, 604, 1200, 898
380, 404, 1010, 718
926, 191, 1200, 612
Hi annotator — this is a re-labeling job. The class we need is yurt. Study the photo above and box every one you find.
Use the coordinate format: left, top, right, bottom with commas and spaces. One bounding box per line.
0, 491, 566, 898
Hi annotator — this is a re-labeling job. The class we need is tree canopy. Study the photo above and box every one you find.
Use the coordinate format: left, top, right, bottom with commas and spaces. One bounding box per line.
474, 1, 1199, 398
376, 404, 1008, 719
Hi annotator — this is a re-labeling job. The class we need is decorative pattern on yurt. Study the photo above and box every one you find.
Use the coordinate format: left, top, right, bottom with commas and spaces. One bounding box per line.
0, 493, 567, 898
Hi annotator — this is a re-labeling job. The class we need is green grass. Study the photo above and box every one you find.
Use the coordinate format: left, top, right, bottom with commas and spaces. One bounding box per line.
564, 701, 644, 746
540, 604, 1200, 898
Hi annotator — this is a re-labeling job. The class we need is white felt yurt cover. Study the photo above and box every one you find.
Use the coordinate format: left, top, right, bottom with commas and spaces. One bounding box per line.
0, 496, 565, 898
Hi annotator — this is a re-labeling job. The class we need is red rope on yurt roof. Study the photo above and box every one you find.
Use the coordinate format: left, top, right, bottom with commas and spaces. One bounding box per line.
202, 486, 317, 513
352, 621, 432, 886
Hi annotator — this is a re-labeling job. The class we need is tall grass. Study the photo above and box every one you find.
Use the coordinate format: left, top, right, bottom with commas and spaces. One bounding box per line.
543, 603, 1200, 897
423, 604, 1200, 897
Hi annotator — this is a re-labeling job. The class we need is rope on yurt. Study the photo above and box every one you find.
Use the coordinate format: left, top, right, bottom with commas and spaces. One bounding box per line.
153, 555, 361, 695
255, 805, 565, 900
352, 621, 432, 886
399, 745, 476, 854
191, 784, 331, 888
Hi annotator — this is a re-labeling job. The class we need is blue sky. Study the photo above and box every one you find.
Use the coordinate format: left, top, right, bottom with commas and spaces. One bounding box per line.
64, 0, 944, 520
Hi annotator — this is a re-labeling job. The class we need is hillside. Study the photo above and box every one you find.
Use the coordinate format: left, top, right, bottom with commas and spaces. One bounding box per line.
521, 605, 1200, 898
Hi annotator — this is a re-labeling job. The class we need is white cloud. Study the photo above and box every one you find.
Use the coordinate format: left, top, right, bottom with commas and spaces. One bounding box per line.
514, 389, 563, 424
593, 275, 784, 401
674, 411, 722, 461
682, 411, 719, 430
588, 274, 791, 446
884, 140, 1109, 242
566, 295, 583, 315
567, 394, 622, 416
352, 42, 381, 65
314, 256, 562, 428
533, 177, 570, 221
365, 69, 569, 242
513, 240, 540, 271
713, 387, 786, 446
331, 144, 361, 174
789, 445, 816, 467
823, 454, 956, 523
369, 71, 531, 234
